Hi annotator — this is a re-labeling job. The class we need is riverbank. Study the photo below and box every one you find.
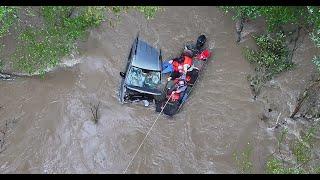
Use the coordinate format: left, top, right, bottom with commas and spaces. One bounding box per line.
0, 6, 319, 173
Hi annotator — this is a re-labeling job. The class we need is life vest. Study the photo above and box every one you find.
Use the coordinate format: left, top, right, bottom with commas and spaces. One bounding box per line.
186, 75, 191, 82
169, 93, 180, 102
172, 60, 182, 72
172, 56, 193, 72
183, 56, 192, 67
168, 79, 187, 102
196, 49, 211, 61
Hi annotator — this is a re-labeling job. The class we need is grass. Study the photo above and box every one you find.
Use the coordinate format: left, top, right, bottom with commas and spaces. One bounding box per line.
134, 6, 163, 20
0, 6, 17, 72
232, 142, 254, 173
11, 6, 106, 75
314, 166, 320, 174
2, 6, 161, 76
266, 156, 305, 174
292, 126, 316, 165
0, 6, 17, 38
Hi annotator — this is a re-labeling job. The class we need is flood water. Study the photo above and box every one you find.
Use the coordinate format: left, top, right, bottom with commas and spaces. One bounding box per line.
0, 7, 318, 173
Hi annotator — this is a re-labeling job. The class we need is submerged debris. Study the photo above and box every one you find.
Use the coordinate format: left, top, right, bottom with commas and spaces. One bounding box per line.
0, 72, 15, 81
0, 120, 8, 153
90, 102, 100, 124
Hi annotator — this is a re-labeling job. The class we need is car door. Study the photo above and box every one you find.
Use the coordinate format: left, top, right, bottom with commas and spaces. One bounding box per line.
119, 37, 138, 103
125, 37, 137, 73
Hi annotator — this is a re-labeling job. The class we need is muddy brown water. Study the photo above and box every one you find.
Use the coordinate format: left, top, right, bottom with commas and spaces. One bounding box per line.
0, 7, 318, 173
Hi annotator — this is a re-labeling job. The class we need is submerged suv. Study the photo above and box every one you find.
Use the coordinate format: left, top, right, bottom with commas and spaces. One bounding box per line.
118, 35, 163, 105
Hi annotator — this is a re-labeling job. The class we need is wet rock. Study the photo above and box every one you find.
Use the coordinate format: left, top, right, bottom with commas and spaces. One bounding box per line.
235, 17, 266, 44
249, 84, 258, 100
235, 18, 244, 43
296, 78, 320, 119
295, 113, 302, 118
305, 114, 313, 119
0, 72, 15, 81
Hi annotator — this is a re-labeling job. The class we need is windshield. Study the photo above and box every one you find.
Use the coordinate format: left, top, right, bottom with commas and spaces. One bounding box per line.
126, 66, 161, 89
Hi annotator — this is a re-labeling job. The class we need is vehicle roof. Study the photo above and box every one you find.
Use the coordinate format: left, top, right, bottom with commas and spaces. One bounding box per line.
131, 39, 161, 71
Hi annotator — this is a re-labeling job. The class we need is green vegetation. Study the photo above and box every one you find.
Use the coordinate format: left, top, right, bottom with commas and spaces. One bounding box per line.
244, 33, 294, 92
220, 7, 260, 24
0, 6, 17, 72
0, 6, 161, 75
264, 128, 304, 174
11, 6, 106, 75
135, 6, 163, 20
313, 56, 320, 72
234, 125, 320, 174
233, 143, 254, 173
220, 6, 309, 32
265, 157, 305, 174
222, 8, 320, 174
307, 6, 320, 49
0, 6, 17, 38
266, 125, 319, 174
108, 6, 163, 20
292, 127, 316, 164
221, 6, 320, 73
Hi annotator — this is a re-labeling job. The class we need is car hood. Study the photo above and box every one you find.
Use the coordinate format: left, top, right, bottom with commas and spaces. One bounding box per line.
131, 40, 161, 71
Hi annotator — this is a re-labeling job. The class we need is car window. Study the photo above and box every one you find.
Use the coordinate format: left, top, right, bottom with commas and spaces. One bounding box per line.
126, 66, 160, 89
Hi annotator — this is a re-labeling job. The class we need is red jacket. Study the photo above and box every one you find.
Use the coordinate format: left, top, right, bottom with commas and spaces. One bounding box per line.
172, 56, 193, 72
183, 56, 192, 67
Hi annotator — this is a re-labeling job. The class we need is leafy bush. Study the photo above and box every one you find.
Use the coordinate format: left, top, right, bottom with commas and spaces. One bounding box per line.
307, 6, 320, 48
220, 6, 261, 21
220, 6, 320, 76
220, 6, 307, 32
244, 33, 294, 90
0, 6, 17, 72
245, 33, 293, 77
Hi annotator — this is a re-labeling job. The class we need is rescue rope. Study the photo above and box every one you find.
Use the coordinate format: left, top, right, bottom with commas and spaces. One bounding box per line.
123, 93, 173, 174
123, 52, 211, 173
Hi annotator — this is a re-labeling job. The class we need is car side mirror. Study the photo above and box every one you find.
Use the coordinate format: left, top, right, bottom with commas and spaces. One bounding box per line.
120, 72, 126, 78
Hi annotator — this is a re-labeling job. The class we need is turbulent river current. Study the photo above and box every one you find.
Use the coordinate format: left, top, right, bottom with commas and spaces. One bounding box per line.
0, 7, 318, 173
